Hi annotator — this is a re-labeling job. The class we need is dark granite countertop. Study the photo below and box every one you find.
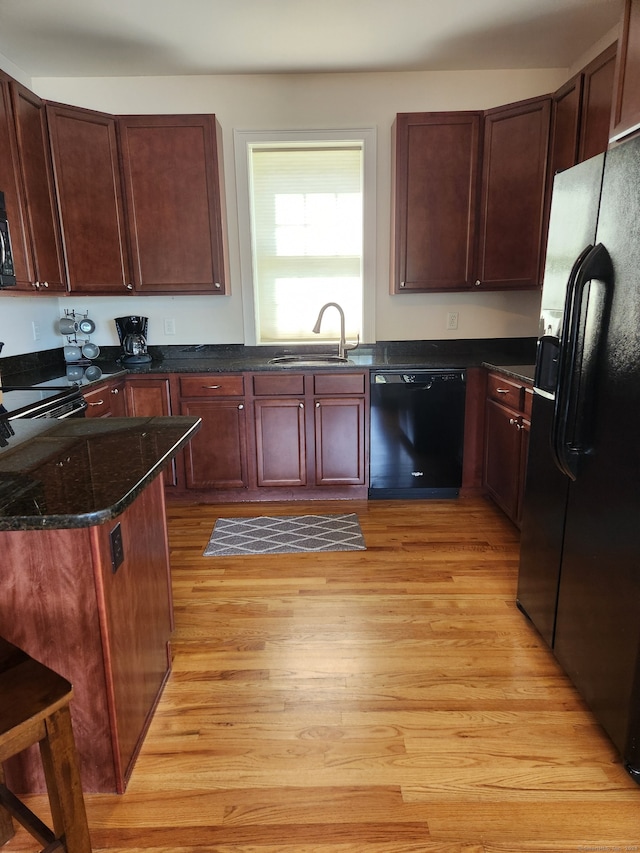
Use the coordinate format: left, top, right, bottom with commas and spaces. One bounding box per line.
0, 338, 538, 386
100, 338, 538, 378
482, 363, 536, 382
0, 416, 200, 531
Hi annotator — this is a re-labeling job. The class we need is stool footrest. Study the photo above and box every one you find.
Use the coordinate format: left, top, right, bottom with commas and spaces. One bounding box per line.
0, 781, 63, 852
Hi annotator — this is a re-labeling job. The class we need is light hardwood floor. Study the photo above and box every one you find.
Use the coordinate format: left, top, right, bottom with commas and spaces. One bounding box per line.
6, 497, 640, 852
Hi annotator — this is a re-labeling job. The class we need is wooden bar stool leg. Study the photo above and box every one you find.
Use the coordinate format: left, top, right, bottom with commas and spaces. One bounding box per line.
0, 767, 15, 845
38, 706, 91, 853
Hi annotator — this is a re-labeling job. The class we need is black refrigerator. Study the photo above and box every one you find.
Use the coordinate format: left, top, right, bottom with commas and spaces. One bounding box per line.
517, 133, 640, 781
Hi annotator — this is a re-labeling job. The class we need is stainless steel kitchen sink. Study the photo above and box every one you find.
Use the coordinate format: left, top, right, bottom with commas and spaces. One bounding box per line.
268, 354, 351, 367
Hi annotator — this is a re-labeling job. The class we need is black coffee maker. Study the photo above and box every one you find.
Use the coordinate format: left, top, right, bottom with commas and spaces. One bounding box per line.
114, 316, 152, 364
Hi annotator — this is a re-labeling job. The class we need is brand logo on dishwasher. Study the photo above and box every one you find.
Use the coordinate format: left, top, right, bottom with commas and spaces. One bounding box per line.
411, 471, 424, 477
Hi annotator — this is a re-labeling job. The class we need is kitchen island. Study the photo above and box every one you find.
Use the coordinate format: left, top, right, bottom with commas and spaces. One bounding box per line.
0, 415, 200, 794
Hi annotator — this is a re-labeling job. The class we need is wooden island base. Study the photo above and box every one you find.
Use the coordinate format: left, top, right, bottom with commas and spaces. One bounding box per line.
0, 474, 173, 794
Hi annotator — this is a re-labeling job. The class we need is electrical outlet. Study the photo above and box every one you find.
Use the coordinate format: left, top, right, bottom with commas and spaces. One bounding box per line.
110, 522, 124, 573
446, 311, 459, 331
32, 320, 41, 341
164, 318, 176, 336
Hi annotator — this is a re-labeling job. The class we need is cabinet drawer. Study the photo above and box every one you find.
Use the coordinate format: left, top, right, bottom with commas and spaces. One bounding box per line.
313, 372, 366, 396
179, 374, 244, 398
486, 373, 523, 410
252, 374, 305, 396
84, 385, 113, 417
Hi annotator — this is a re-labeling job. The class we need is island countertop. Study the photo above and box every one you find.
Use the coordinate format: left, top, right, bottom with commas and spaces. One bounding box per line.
0, 415, 200, 531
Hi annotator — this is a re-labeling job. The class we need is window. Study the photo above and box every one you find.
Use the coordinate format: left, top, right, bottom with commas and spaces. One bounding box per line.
235, 129, 376, 346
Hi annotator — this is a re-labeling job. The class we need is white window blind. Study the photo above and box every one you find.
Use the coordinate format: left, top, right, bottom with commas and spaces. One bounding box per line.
248, 143, 363, 344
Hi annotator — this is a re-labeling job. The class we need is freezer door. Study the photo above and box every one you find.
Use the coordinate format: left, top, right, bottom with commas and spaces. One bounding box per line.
553, 134, 640, 771
538, 153, 605, 333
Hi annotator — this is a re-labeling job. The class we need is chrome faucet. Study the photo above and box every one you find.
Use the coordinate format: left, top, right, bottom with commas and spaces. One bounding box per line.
312, 302, 358, 359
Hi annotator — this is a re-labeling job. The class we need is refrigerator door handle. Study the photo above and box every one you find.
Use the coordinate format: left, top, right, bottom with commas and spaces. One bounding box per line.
552, 242, 613, 480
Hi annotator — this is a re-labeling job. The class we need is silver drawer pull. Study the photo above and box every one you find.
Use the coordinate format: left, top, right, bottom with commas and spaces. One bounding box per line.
204, 385, 221, 389
238, 404, 244, 410
496, 388, 510, 394
89, 400, 104, 406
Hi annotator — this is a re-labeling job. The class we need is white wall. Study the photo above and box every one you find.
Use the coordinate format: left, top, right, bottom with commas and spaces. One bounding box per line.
1, 64, 574, 355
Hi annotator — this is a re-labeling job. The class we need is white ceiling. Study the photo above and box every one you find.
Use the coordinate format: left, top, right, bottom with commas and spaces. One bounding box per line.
0, 0, 623, 79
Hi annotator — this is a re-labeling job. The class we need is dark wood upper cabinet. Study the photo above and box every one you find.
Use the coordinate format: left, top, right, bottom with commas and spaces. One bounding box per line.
46, 103, 132, 294
8, 81, 66, 292
475, 96, 551, 291
0, 73, 35, 291
391, 112, 481, 293
118, 114, 229, 294
393, 97, 550, 293
549, 74, 584, 177
579, 42, 617, 161
611, 0, 640, 143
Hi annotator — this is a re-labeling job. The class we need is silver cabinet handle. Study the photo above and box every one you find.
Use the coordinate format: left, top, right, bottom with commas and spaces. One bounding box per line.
496, 388, 510, 394
475, 280, 481, 287
316, 402, 320, 408
204, 385, 221, 389
111, 388, 119, 395
214, 282, 222, 289
125, 283, 133, 290
238, 404, 244, 410
299, 402, 304, 409
89, 400, 104, 407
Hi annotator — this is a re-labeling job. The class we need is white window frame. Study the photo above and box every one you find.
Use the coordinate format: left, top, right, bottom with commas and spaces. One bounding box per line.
234, 128, 376, 346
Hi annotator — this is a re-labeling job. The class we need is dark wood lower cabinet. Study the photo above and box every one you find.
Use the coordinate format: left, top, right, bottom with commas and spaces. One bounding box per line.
483, 372, 532, 527
168, 370, 368, 500
314, 397, 366, 485
180, 398, 249, 490
251, 372, 368, 494
254, 398, 307, 487
126, 376, 176, 486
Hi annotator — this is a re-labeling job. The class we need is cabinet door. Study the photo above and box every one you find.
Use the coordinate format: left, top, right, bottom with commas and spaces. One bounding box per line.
484, 398, 523, 523
579, 42, 617, 162
118, 114, 229, 294
476, 96, 551, 290
254, 399, 306, 487
549, 74, 583, 177
125, 377, 175, 486
8, 81, 66, 292
180, 399, 248, 490
108, 378, 128, 416
314, 397, 365, 485
125, 377, 171, 417
46, 103, 132, 294
611, 0, 640, 143
0, 73, 35, 291
392, 112, 481, 293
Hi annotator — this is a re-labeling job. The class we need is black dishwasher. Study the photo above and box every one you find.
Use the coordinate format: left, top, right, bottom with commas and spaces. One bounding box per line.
369, 370, 466, 499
